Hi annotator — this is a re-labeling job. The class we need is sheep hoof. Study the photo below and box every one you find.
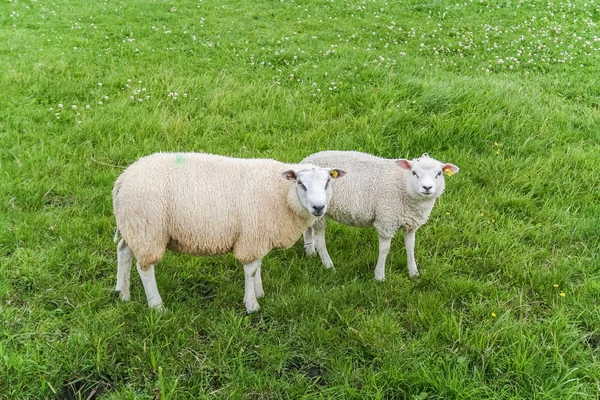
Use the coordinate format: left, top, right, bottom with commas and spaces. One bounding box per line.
148, 300, 164, 310
375, 275, 385, 282
245, 301, 260, 314
115, 290, 130, 302
409, 270, 420, 278
304, 245, 316, 256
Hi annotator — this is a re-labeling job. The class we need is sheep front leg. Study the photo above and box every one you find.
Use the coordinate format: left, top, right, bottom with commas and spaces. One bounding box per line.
137, 263, 163, 309
375, 235, 392, 281
243, 260, 262, 313
303, 226, 316, 256
404, 228, 419, 277
116, 239, 133, 301
314, 223, 334, 269
254, 260, 264, 299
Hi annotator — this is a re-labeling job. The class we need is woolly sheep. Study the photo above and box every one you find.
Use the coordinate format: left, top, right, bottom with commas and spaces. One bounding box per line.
302, 151, 459, 280
113, 152, 346, 313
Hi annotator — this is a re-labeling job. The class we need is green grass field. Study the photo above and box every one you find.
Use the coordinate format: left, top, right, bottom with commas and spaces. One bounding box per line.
2, 0, 600, 398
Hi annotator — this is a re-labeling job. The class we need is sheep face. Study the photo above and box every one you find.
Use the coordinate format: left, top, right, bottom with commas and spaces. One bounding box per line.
283, 167, 346, 216
396, 155, 459, 199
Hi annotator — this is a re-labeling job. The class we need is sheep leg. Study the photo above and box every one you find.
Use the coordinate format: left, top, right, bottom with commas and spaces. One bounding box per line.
375, 235, 392, 281
303, 226, 316, 256
313, 219, 334, 269
404, 228, 419, 277
254, 260, 264, 299
243, 260, 261, 313
137, 263, 163, 309
115, 239, 133, 301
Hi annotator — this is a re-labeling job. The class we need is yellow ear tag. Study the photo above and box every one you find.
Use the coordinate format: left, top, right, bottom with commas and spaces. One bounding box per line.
330, 170, 339, 178
443, 167, 453, 177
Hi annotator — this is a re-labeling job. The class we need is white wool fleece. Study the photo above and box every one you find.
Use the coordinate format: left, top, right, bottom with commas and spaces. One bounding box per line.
302, 150, 458, 280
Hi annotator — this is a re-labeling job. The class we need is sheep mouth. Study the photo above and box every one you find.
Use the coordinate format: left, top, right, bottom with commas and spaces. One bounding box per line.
419, 191, 434, 197
311, 210, 325, 217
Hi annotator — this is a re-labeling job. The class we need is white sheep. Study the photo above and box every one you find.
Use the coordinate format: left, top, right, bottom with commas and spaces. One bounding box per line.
302, 151, 459, 280
113, 152, 346, 313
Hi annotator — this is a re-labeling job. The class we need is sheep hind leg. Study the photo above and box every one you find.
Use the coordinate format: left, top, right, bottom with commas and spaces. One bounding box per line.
313, 219, 334, 269
243, 260, 261, 313
137, 263, 163, 309
303, 226, 316, 256
116, 239, 133, 301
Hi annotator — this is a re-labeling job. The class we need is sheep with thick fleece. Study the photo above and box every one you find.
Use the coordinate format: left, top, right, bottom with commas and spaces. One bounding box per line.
113, 152, 345, 313
302, 151, 459, 280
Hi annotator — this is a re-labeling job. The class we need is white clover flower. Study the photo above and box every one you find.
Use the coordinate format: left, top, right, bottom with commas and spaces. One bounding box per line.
85, 105, 90, 109
99, 101, 103, 105
58, 104, 63, 109
72, 105, 77, 110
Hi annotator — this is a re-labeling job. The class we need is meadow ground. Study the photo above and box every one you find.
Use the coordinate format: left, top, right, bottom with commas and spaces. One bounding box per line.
2, 0, 600, 398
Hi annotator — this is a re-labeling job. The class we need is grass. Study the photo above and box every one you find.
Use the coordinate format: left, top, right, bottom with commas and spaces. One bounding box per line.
1, 0, 600, 398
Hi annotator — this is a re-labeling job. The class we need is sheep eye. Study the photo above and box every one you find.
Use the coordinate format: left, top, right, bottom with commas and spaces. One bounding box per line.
298, 182, 307, 191
436, 171, 442, 178
412, 171, 419, 178
325, 180, 330, 189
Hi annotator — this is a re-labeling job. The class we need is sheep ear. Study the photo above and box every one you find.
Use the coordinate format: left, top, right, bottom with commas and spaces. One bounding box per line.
282, 170, 297, 180
442, 163, 459, 176
329, 169, 346, 179
396, 159, 412, 170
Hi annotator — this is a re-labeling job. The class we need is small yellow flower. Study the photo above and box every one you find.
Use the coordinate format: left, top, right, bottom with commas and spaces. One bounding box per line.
496, 149, 501, 155
553, 284, 559, 288
491, 219, 496, 223
480, 212, 484, 217
445, 212, 451, 216
494, 141, 499, 146
560, 292, 566, 297
491, 312, 497, 317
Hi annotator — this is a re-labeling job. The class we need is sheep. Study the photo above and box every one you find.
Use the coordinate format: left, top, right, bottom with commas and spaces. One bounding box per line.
301, 151, 459, 280
112, 152, 346, 313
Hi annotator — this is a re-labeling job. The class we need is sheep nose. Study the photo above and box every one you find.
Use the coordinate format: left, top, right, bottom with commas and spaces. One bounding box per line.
422, 185, 433, 192
312, 205, 325, 215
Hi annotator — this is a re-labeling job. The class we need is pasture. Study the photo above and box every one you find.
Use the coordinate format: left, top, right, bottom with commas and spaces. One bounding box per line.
1, 0, 600, 398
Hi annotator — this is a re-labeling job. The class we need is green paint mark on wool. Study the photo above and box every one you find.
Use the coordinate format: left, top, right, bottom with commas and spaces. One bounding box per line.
175, 155, 186, 165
